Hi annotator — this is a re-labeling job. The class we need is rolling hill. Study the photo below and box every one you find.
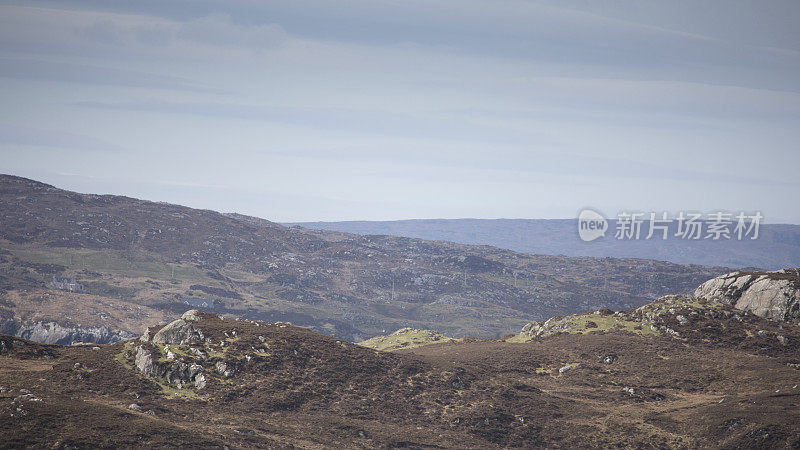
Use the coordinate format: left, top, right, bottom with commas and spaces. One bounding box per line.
0, 174, 729, 342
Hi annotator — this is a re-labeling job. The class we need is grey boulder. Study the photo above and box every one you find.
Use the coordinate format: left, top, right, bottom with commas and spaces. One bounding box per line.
152, 319, 204, 345
694, 270, 800, 323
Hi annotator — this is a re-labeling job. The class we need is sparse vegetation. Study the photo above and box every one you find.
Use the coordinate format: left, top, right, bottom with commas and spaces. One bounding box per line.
5, 304, 799, 448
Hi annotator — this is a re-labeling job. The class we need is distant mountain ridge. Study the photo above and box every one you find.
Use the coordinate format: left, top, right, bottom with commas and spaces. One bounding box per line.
287, 218, 800, 269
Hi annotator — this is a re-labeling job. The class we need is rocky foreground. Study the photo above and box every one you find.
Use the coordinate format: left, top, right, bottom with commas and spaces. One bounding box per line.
512, 269, 800, 343
1, 271, 799, 448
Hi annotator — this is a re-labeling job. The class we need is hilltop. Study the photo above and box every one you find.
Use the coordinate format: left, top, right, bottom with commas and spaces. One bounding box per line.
0, 174, 729, 343
358, 327, 458, 351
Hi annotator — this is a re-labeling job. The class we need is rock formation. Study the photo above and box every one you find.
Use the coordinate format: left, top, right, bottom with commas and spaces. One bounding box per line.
694, 269, 800, 323
132, 311, 209, 389
0, 319, 135, 345
151, 311, 205, 345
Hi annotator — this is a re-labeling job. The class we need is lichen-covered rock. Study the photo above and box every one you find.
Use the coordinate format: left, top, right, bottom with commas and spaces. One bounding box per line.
152, 319, 204, 345
194, 373, 207, 389
181, 310, 201, 322
135, 345, 156, 377
134, 344, 206, 388
694, 270, 800, 323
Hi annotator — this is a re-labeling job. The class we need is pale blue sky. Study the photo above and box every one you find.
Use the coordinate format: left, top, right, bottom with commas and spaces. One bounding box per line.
1, 0, 799, 222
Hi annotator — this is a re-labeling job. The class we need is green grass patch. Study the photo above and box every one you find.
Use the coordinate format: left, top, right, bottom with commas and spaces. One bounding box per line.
114, 341, 137, 370
358, 329, 457, 351
503, 334, 531, 343
564, 313, 659, 336
83, 281, 138, 299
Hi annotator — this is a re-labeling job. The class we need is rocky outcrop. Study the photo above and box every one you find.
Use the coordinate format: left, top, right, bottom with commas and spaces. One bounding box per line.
131, 311, 212, 389
134, 345, 205, 389
152, 318, 204, 345
0, 319, 136, 345
180, 309, 202, 322
694, 269, 800, 323
134, 345, 157, 377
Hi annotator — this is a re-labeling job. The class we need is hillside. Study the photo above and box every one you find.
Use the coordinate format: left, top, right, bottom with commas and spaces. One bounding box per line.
288, 218, 800, 269
2, 295, 799, 448
0, 175, 729, 343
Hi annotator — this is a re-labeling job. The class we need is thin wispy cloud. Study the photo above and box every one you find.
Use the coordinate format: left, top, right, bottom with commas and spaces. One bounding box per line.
0, 0, 798, 222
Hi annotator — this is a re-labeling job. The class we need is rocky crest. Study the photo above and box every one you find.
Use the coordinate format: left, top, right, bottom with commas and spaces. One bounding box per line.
129, 310, 210, 390
694, 269, 800, 323
515, 270, 800, 343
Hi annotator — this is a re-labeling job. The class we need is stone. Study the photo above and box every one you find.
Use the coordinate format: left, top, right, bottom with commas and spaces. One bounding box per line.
188, 364, 204, 379
558, 365, 572, 374
181, 310, 201, 322
128, 403, 141, 411
676, 315, 689, 326
14, 394, 38, 402
622, 387, 636, 396
135, 346, 156, 377
195, 373, 207, 389
216, 361, 235, 378
152, 319, 204, 345
189, 347, 207, 359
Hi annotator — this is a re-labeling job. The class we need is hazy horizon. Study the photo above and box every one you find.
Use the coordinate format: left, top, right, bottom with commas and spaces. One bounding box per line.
5, 172, 800, 226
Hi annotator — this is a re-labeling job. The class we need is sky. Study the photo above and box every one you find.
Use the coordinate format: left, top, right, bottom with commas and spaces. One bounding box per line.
1, 0, 799, 223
